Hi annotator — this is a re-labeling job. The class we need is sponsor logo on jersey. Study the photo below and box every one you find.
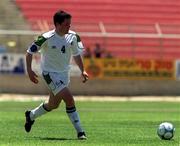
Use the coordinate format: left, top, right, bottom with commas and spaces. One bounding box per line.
55, 80, 64, 87
52, 45, 57, 49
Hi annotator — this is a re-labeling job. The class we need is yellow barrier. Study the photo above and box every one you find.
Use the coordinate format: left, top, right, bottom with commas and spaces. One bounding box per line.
84, 58, 175, 80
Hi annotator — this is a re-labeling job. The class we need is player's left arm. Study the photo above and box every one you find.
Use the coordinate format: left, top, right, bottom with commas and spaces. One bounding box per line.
73, 55, 89, 83
71, 34, 88, 83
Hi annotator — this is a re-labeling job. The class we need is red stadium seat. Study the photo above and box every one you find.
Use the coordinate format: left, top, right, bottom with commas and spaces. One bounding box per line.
15, 0, 180, 59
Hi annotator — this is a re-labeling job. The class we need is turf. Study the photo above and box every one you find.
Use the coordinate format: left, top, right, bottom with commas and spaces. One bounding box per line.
0, 100, 179, 146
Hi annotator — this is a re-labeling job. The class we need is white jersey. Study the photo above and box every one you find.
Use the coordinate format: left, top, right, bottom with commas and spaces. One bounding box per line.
27, 30, 84, 72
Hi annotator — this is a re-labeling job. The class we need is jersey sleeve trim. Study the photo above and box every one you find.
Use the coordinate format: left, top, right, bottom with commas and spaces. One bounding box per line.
34, 35, 47, 46
75, 34, 84, 49
72, 52, 81, 56
26, 30, 55, 54
27, 49, 34, 55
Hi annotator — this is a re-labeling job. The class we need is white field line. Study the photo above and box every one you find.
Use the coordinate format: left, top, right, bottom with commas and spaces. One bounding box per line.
0, 94, 180, 102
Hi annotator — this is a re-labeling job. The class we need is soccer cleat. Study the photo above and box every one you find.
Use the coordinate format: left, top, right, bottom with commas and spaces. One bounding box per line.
24, 110, 34, 132
77, 132, 87, 140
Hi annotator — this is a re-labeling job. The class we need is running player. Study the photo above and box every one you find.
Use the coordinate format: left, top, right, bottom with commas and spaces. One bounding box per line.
25, 10, 88, 140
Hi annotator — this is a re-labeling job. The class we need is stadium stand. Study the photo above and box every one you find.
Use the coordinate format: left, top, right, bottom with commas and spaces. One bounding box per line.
0, 0, 30, 30
0, 0, 33, 53
14, 0, 180, 59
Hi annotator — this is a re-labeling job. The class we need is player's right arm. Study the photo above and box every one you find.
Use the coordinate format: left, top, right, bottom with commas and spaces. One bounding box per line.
26, 35, 47, 84
26, 53, 39, 84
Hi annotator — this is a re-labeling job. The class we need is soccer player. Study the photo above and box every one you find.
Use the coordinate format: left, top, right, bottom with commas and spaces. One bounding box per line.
24, 10, 88, 140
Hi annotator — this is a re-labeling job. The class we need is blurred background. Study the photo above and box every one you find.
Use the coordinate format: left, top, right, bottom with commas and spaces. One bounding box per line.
0, 0, 180, 96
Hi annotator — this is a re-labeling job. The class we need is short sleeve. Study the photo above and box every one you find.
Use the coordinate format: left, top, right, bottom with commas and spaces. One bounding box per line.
71, 34, 84, 56
27, 35, 47, 54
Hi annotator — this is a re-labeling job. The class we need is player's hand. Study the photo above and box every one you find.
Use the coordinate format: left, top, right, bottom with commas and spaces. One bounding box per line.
81, 71, 89, 83
27, 69, 39, 84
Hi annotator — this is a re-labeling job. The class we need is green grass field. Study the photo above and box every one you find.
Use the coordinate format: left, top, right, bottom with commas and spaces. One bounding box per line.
0, 100, 179, 146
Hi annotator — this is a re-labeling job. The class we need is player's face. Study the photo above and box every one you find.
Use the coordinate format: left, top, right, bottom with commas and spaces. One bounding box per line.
57, 18, 71, 35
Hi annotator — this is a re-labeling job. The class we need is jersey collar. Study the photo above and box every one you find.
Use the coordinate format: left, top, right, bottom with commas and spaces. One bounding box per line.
55, 31, 65, 39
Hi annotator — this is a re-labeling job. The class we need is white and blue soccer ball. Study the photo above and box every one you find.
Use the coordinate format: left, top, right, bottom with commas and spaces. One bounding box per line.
157, 122, 175, 140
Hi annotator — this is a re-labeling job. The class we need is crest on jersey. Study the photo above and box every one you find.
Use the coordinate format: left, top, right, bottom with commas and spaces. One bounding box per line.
52, 45, 57, 49
55, 80, 64, 87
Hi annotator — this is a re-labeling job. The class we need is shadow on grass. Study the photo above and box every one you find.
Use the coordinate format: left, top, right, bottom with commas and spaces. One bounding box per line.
118, 137, 177, 145
29, 136, 76, 141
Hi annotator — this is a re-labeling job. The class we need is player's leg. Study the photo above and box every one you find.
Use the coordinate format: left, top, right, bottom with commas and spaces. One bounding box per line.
56, 87, 87, 140
24, 91, 62, 132
30, 91, 63, 120
43, 91, 63, 111
24, 101, 50, 133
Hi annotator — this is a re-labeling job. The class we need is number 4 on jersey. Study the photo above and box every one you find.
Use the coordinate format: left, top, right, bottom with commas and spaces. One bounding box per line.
61, 46, 65, 53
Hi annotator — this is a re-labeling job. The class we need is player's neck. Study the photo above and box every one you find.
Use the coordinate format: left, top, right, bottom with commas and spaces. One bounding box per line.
55, 29, 65, 37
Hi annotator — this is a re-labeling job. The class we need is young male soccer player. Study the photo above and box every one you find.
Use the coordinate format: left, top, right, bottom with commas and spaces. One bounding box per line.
25, 10, 88, 140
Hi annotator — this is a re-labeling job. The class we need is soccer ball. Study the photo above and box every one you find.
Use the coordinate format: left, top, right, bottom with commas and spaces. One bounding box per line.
157, 122, 175, 140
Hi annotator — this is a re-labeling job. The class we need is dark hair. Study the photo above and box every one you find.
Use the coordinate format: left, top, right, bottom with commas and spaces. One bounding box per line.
53, 10, 72, 26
